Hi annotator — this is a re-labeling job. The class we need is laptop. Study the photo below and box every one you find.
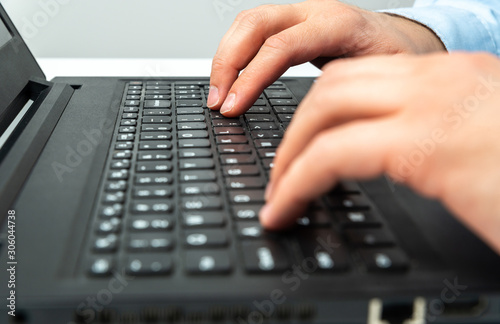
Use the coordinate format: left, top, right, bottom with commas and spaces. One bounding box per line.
1, 4, 500, 324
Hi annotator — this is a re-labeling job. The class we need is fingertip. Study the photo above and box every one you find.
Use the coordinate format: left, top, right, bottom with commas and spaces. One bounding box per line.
220, 93, 236, 115
207, 86, 220, 109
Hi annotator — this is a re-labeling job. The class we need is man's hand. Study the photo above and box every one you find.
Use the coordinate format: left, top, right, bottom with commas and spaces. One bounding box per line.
208, 0, 445, 117
261, 52, 500, 255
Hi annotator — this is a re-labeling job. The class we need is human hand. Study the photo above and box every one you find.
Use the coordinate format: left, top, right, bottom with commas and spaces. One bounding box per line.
260, 52, 500, 255
208, 0, 445, 117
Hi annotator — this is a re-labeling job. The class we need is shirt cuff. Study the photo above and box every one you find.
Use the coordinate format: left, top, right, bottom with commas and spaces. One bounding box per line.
380, 6, 499, 56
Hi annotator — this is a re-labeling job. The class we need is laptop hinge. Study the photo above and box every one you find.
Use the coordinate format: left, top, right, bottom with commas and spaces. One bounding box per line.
0, 79, 74, 220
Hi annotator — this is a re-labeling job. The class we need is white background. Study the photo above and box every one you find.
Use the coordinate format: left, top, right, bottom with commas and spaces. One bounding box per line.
1, 0, 414, 58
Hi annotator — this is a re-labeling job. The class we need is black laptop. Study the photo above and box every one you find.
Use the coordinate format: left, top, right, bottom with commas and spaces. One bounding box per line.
1, 4, 500, 324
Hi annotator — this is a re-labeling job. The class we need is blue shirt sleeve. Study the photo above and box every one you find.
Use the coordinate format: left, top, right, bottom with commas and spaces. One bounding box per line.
381, 0, 500, 56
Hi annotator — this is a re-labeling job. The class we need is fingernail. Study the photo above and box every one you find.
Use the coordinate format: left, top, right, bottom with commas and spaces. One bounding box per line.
265, 181, 275, 201
206, 86, 219, 108
259, 203, 273, 224
220, 93, 235, 114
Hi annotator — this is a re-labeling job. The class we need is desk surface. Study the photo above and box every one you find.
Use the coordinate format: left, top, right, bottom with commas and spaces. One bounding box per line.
37, 58, 322, 81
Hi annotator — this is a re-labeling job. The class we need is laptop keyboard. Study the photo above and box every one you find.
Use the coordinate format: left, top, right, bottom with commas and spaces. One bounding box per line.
86, 80, 410, 277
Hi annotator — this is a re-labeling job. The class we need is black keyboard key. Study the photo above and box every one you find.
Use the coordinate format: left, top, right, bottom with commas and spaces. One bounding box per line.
138, 151, 173, 161
102, 192, 125, 204
141, 124, 172, 132
142, 116, 172, 124
144, 100, 171, 108
229, 190, 265, 204
125, 255, 173, 276
277, 114, 294, 123
250, 130, 283, 139
88, 257, 114, 277
270, 98, 297, 106
254, 139, 281, 148
128, 233, 174, 252
214, 127, 245, 135
145, 90, 170, 95
210, 111, 225, 119
127, 95, 140, 100
99, 204, 123, 218
182, 212, 226, 227
247, 106, 270, 113
296, 210, 332, 227
115, 142, 133, 150
135, 174, 174, 185
249, 122, 278, 131
133, 186, 173, 199
237, 222, 264, 239
128, 90, 141, 95
184, 229, 228, 247
185, 251, 231, 274
178, 122, 208, 130
93, 234, 119, 253
216, 135, 248, 144
257, 148, 276, 158
223, 165, 260, 177
124, 100, 140, 107
252, 98, 266, 106
130, 200, 174, 214
113, 151, 132, 159
327, 195, 371, 210
143, 109, 172, 116
337, 211, 382, 228
179, 148, 212, 158
176, 89, 201, 94
105, 180, 127, 192
359, 249, 409, 272
179, 139, 211, 148
146, 81, 170, 86
232, 205, 262, 220
344, 228, 395, 247
226, 177, 265, 189
123, 107, 139, 113
145, 94, 170, 100
217, 144, 252, 154
264, 89, 293, 99
182, 196, 223, 210
180, 182, 220, 196
117, 134, 134, 141
136, 161, 173, 173
108, 170, 129, 180
212, 119, 242, 127
273, 106, 297, 114
180, 170, 217, 182
176, 94, 202, 100
95, 218, 121, 234
129, 216, 174, 232
140, 132, 173, 141
245, 114, 274, 122
121, 119, 137, 126
241, 241, 290, 273
298, 229, 349, 271
139, 141, 173, 150
178, 130, 209, 139
179, 157, 214, 169
110, 160, 131, 169
177, 114, 206, 122
262, 158, 275, 170
177, 104, 203, 111
146, 85, 170, 90
220, 154, 256, 165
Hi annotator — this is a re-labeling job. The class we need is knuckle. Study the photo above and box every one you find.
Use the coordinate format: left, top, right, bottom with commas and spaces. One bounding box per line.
263, 34, 290, 53
236, 7, 269, 30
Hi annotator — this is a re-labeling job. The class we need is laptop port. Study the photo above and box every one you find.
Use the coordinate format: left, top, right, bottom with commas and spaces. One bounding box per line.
441, 296, 487, 317
368, 297, 426, 324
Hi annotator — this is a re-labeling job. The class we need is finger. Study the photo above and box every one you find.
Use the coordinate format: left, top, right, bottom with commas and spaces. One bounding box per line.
219, 22, 327, 117
260, 119, 402, 230
269, 56, 418, 194
208, 4, 305, 109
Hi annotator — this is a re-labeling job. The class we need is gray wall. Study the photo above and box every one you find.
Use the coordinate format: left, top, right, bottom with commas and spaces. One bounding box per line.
1, 0, 415, 58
